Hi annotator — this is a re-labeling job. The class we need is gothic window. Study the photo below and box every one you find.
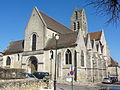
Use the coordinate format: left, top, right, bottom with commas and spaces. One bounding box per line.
75, 11, 78, 19
65, 49, 72, 64
73, 22, 76, 30
18, 54, 20, 61
6, 56, 11, 66
77, 22, 80, 30
81, 50, 84, 67
32, 34, 37, 51
50, 50, 54, 59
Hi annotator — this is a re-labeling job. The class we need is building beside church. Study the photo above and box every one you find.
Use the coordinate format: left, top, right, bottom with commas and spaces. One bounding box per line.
1, 7, 119, 82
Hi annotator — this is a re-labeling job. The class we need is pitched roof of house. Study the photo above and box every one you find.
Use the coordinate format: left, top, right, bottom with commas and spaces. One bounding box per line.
44, 32, 78, 50
35, 7, 73, 34
3, 40, 24, 55
88, 31, 102, 40
108, 57, 118, 67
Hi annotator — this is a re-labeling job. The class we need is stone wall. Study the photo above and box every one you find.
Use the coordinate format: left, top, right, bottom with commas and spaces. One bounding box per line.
0, 68, 25, 79
0, 79, 49, 90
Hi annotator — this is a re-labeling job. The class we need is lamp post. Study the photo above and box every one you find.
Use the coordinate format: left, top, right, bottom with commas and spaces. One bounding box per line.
54, 34, 59, 90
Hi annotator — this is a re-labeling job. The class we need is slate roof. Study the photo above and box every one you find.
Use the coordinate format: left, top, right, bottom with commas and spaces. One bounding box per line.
35, 7, 73, 34
44, 32, 78, 50
108, 57, 118, 67
3, 40, 24, 55
88, 31, 102, 40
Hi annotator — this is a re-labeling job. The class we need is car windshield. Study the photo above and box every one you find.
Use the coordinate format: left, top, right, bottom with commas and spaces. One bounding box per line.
28, 74, 34, 77
44, 72, 49, 76
104, 78, 110, 80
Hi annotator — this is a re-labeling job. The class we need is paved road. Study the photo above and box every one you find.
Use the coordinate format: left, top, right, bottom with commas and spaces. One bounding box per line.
56, 82, 120, 90
97, 82, 120, 89
41, 82, 120, 90
56, 83, 100, 90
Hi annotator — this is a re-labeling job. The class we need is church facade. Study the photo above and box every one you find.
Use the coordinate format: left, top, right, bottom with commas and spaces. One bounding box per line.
1, 7, 115, 82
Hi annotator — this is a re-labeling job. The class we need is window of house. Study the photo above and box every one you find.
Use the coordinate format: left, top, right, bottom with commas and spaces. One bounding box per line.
32, 34, 37, 51
18, 54, 20, 61
65, 49, 72, 64
75, 11, 78, 19
6, 56, 11, 66
81, 50, 84, 67
73, 22, 76, 30
77, 22, 80, 30
50, 50, 54, 59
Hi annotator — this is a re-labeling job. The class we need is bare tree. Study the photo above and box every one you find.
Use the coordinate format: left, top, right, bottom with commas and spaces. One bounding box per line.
88, 0, 120, 25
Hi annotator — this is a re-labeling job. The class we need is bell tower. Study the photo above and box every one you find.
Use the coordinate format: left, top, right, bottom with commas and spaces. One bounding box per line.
71, 9, 88, 37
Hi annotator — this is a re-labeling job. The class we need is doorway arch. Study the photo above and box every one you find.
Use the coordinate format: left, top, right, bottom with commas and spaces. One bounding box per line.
27, 56, 38, 73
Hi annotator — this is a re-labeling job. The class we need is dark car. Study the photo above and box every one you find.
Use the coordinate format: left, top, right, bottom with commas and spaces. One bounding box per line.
32, 72, 49, 79
25, 73, 37, 79
109, 77, 118, 82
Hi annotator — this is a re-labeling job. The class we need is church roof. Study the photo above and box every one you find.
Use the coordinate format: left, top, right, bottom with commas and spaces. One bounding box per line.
35, 7, 73, 34
3, 40, 24, 55
88, 31, 102, 40
44, 32, 78, 50
108, 57, 118, 67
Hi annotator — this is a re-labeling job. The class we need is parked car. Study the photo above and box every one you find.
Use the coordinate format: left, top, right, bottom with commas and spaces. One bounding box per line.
32, 72, 49, 79
102, 77, 113, 84
25, 73, 37, 79
109, 77, 118, 82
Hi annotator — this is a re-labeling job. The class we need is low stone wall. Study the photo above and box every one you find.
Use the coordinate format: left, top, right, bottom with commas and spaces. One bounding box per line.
0, 67, 26, 79
0, 79, 51, 90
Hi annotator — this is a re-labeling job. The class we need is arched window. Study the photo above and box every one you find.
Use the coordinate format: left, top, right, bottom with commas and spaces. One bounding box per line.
65, 49, 72, 64
75, 11, 78, 19
18, 54, 20, 61
50, 50, 54, 59
73, 22, 76, 30
6, 56, 11, 66
32, 34, 37, 51
77, 22, 80, 30
81, 50, 84, 67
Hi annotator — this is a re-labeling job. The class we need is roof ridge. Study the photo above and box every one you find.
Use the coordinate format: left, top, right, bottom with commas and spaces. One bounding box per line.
88, 30, 102, 34
10, 40, 24, 43
88, 30, 102, 40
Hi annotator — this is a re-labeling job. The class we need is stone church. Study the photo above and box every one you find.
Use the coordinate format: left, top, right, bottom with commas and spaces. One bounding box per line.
1, 7, 117, 82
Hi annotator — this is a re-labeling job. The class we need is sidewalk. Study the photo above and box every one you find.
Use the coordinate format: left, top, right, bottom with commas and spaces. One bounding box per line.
57, 79, 100, 88
40, 87, 61, 90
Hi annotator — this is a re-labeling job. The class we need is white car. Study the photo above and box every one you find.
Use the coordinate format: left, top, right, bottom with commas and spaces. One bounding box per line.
102, 77, 113, 84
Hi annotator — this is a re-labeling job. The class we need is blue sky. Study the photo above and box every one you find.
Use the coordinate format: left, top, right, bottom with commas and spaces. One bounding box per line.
0, 0, 120, 63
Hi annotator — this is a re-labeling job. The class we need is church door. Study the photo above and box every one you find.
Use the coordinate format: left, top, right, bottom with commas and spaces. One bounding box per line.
28, 56, 38, 73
